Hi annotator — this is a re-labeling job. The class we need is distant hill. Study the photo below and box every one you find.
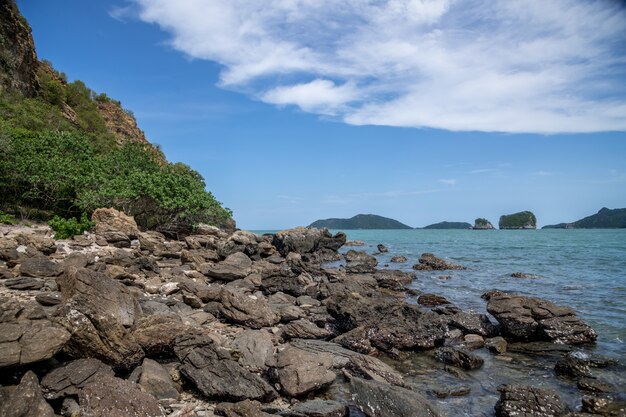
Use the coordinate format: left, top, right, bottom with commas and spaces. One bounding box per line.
472, 218, 495, 230
499, 211, 537, 229
309, 214, 412, 229
423, 221, 472, 229
543, 207, 626, 229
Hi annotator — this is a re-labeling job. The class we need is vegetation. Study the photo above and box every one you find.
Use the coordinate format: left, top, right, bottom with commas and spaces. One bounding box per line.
543, 207, 626, 229
0, 211, 16, 224
423, 221, 472, 229
0, 62, 231, 235
474, 218, 491, 226
309, 214, 412, 229
48, 213, 94, 239
499, 211, 537, 229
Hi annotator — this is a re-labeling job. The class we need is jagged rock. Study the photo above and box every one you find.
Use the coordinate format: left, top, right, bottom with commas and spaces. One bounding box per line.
0, 371, 55, 417
0, 297, 70, 368
555, 351, 594, 378
19, 256, 61, 277
511, 272, 541, 279
486, 292, 597, 344
92, 207, 140, 238
217, 288, 278, 329
445, 309, 499, 337
288, 399, 347, 417
495, 384, 570, 417
138, 358, 179, 399
373, 269, 413, 290
56, 267, 144, 370
390, 255, 407, 263
78, 374, 165, 417
229, 329, 275, 372
412, 253, 465, 271
486, 336, 508, 354
204, 252, 252, 281
581, 394, 626, 415
272, 227, 346, 256
41, 358, 114, 399
461, 334, 485, 350
326, 294, 447, 352
345, 240, 365, 246
349, 377, 442, 417
274, 344, 336, 397
262, 271, 314, 297
418, 293, 450, 306
283, 319, 332, 340
215, 400, 272, 417
577, 378, 615, 393
434, 347, 484, 369
344, 250, 378, 273
175, 333, 277, 402
35, 292, 62, 306
377, 244, 388, 253
4, 276, 44, 290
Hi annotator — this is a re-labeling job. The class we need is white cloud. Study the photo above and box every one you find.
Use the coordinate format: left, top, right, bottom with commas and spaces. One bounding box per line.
132, 0, 626, 133
438, 178, 457, 185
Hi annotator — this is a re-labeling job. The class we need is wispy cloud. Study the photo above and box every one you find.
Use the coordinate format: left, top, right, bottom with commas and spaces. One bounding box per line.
469, 168, 498, 174
438, 178, 457, 185
131, 0, 626, 133
532, 170, 554, 177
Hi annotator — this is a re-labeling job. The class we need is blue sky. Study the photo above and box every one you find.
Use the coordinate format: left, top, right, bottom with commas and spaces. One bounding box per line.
18, 1, 626, 229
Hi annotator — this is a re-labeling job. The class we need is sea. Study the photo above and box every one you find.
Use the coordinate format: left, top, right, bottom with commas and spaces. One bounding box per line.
253, 228, 626, 415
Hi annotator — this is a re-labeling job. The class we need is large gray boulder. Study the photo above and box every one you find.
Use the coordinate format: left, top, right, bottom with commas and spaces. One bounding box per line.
229, 329, 275, 372
18, 256, 61, 277
272, 227, 346, 256
485, 292, 597, 344
494, 384, 569, 417
0, 371, 55, 417
41, 358, 114, 399
274, 343, 336, 397
175, 333, 276, 402
344, 250, 378, 274
56, 267, 144, 371
217, 288, 278, 329
349, 377, 442, 417
0, 297, 69, 368
138, 358, 179, 400
204, 252, 252, 281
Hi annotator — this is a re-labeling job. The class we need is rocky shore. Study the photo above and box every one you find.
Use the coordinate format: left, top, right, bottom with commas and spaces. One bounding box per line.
0, 208, 623, 417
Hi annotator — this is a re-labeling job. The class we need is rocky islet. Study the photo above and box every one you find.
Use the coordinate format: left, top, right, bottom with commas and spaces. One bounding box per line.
0, 208, 622, 417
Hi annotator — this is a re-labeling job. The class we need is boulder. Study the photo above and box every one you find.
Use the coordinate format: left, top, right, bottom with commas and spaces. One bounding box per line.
132, 314, 189, 357
581, 394, 626, 415
214, 400, 273, 417
217, 288, 278, 329
138, 358, 179, 399
373, 269, 413, 290
349, 377, 442, 417
0, 298, 70, 368
288, 399, 347, 417
78, 374, 165, 417
486, 292, 597, 344
41, 358, 114, 399
344, 250, 378, 273
229, 329, 275, 372
175, 333, 277, 402
4, 276, 44, 290
272, 227, 346, 256
283, 319, 332, 340
495, 384, 569, 417
418, 293, 450, 306
390, 255, 407, 263
92, 207, 140, 238
377, 244, 388, 253
204, 252, 252, 281
412, 253, 465, 271
19, 255, 61, 277
485, 336, 508, 354
0, 371, 55, 417
274, 344, 336, 397
56, 267, 144, 370
434, 347, 484, 370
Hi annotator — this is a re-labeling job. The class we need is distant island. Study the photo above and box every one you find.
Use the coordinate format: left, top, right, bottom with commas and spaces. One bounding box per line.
472, 218, 495, 230
423, 221, 472, 229
543, 207, 626, 229
309, 214, 412, 229
499, 211, 537, 229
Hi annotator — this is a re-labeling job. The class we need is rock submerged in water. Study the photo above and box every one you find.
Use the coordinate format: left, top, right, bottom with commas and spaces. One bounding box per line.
495, 384, 569, 417
485, 291, 597, 344
412, 253, 466, 271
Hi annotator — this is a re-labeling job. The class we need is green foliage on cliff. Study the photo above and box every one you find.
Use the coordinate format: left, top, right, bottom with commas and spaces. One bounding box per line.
0, 129, 232, 233
309, 214, 412, 229
474, 218, 490, 226
543, 207, 626, 229
499, 211, 537, 229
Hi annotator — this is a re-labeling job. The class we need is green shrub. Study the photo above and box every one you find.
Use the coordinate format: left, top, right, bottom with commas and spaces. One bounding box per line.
48, 213, 94, 239
0, 211, 16, 224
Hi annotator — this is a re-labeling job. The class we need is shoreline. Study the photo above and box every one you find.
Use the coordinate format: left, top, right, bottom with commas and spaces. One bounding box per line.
0, 212, 624, 416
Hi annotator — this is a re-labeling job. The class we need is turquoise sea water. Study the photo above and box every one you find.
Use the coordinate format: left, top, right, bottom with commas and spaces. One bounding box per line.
255, 229, 626, 358
253, 229, 626, 414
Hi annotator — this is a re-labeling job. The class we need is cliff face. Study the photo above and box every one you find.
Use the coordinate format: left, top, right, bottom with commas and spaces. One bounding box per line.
0, 0, 38, 97
96, 101, 148, 147
472, 218, 495, 230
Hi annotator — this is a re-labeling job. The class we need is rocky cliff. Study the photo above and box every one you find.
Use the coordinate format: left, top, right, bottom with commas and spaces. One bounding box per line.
472, 218, 495, 230
499, 211, 537, 229
0, 0, 38, 97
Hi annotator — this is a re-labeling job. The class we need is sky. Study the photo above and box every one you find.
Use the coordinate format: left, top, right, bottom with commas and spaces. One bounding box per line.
18, 0, 626, 229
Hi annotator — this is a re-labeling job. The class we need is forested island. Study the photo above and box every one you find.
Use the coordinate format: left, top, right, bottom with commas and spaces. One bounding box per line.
543, 207, 626, 229
309, 214, 412, 230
